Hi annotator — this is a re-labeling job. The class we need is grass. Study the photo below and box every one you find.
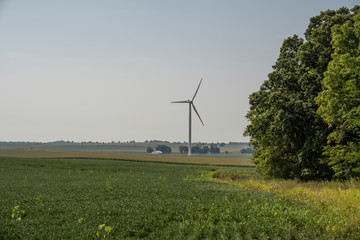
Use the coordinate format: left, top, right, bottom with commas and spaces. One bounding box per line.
209, 168, 360, 239
1, 156, 359, 239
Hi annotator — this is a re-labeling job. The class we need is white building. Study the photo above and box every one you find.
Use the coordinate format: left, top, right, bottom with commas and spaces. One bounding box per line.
151, 150, 163, 155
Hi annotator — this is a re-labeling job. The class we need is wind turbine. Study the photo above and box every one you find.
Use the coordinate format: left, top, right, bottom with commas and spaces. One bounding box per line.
172, 78, 204, 156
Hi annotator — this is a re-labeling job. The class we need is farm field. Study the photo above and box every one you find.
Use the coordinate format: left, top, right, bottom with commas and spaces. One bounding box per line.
1, 156, 359, 239
0, 141, 251, 158
0, 150, 253, 167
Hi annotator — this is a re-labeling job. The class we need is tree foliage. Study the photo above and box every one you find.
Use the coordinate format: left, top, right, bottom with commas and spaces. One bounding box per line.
240, 148, 253, 154
146, 147, 154, 153
316, 10, 360, 180
209, 145, 220, 154
245, 7, 358, 180
179, 146, 188, 154
192, 145, 210, 154
178, 145, 219, 154
156, 145, 172, 154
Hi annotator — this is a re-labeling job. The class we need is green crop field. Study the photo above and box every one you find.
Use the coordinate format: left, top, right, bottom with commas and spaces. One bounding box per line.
1, 156, 359, 239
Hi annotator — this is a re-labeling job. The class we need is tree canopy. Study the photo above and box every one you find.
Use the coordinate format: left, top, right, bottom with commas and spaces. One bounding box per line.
245, 6, 360, 180
316, 10, 360, 180
156, 145, 172, 154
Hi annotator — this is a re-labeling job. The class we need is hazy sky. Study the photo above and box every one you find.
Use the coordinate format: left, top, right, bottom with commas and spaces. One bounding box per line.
1, 0, 359, 143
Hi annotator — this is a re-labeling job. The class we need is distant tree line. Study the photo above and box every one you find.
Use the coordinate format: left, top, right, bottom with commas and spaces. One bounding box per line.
156, 145, 172, 154
146, 145, 172, 154
240, 148, 253, 154
146, 143, 225, 154
145, 140, 170, 144
245, 6, 360, 181
178, 145, 220, 154
228, 142, 249, 145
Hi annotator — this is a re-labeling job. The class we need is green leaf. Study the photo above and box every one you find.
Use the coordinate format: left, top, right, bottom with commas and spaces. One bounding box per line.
105, 226, 112, 233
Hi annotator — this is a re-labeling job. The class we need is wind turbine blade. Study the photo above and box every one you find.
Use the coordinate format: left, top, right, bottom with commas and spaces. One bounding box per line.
191, 78, 203, 102
192, 103, 204, 126
171, 100, 189, 103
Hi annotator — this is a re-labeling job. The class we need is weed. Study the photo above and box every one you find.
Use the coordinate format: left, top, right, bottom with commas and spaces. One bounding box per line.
97, 224, 112, 239
158, 176, 168, 181
105, 179, 113, 191
11, 205, 26, 221
36, 195, 44, 206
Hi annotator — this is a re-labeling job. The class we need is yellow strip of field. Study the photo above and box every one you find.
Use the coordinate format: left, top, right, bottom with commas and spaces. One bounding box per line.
0, 149, 254, 166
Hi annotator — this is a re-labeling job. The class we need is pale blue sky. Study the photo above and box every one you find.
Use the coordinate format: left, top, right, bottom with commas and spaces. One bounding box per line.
1, 0, 359, 143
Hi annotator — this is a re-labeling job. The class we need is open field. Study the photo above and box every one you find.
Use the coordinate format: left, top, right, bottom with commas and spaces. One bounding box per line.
0, 141, 251, 158
0, 150, 254, 166
1, 155, 359, 239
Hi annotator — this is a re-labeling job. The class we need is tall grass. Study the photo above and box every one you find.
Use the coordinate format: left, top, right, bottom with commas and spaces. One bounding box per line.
210, 168, 360, 238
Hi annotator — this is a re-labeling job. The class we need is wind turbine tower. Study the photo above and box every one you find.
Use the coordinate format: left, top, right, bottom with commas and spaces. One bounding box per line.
172, 78, 204, 156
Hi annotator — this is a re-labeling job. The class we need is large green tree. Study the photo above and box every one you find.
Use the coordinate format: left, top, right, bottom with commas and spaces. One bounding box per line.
244, 35, 306, 179
316, 11, 360, 180
245, 7, 357, 180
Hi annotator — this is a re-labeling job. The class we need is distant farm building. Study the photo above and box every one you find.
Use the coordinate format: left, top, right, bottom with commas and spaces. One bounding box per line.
151, 150, 163, 155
